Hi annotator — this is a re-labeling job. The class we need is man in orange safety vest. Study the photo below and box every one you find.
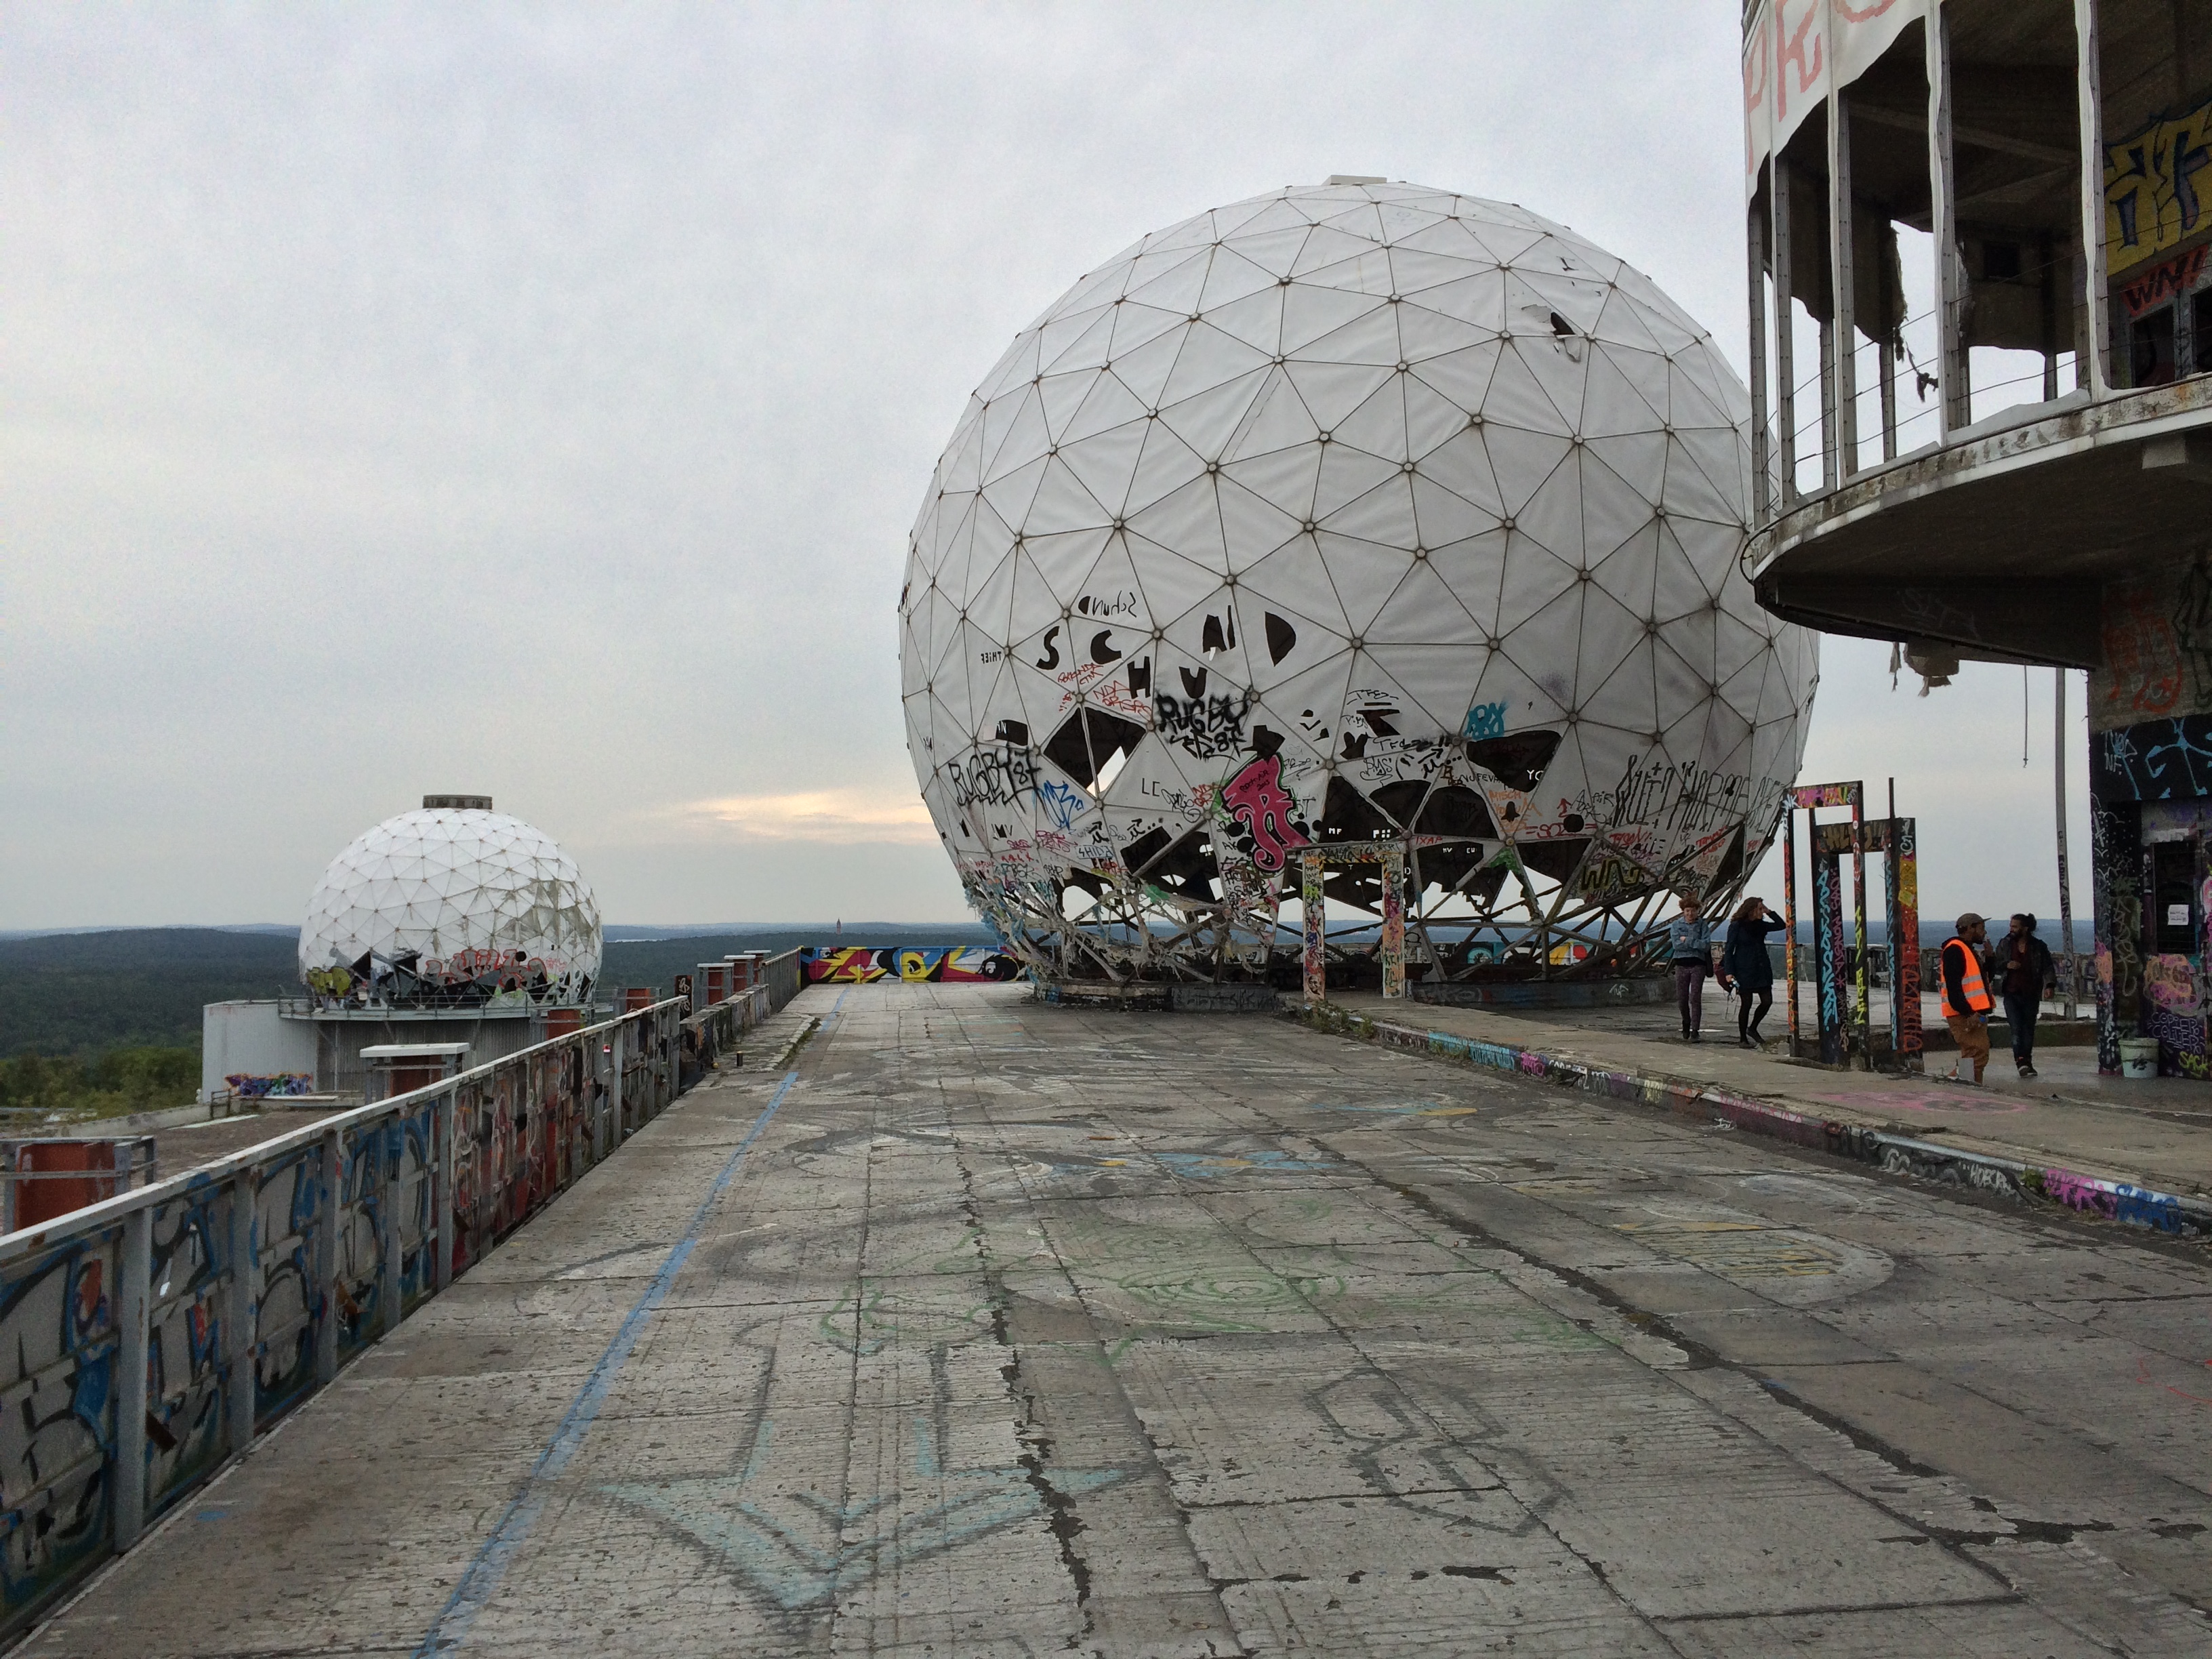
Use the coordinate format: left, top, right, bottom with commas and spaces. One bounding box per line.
1940, 912, 1993, 1083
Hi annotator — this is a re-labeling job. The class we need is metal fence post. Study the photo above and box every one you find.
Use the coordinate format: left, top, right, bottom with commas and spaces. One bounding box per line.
226, 1168, 259, 1456
315, 1127, 340, 1385
611, 1023, 628, 1143
380, 1111, 402, 1340
433, 1091, 454, 1293
114, 1205, 152, 1549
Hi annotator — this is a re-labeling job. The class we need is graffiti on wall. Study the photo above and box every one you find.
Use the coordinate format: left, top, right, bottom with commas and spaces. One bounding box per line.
2098, 716, 2212, 802
2106, 90, 2212, 274
0, 1233, 116, 1614
2091, 798, 2144, 1073
800, 947, 1023, 985
1221, 754, 1311, 874
224, 1073, 314, 1099
2094, 561, 2212, 730
0, 1000, 687, 1635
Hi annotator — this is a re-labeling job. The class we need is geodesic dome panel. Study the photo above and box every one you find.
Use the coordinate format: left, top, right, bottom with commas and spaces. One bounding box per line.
299, 806, 602, 1003
900, 181, 1818, 983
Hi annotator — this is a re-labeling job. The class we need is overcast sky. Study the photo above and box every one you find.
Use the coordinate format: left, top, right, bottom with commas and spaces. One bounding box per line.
1, 3, 2091, 934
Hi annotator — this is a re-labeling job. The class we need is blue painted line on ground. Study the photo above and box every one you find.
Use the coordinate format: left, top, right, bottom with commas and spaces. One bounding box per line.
414, 1066, 802, 1656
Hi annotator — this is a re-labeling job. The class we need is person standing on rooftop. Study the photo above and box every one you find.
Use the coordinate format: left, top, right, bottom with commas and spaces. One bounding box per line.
1997, 913, 2056, 1078
1941, 913, 1994, 1084
1668, 892, 1715, 1043
1718, 895, 1788, 1049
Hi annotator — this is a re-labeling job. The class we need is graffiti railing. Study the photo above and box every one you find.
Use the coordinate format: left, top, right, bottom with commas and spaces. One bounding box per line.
0, 996, 696, 1639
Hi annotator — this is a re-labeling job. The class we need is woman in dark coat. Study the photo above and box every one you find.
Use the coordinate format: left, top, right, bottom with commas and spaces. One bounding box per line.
1718, 896, 1788, 1048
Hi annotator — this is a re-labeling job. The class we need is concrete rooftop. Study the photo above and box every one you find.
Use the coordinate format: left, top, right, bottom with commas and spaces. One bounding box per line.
22, 983, 2212, 1656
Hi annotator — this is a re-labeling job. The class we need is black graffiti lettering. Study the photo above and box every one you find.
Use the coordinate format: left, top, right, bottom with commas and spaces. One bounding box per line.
1180, 665, 1208, 698
1034, 625, 1062, 670
1341, 731, 1370, 760
1089, 629, 1122, 665
1154, 690, 1250, 759
1265, 611, 1297, 665
1127, 657, 1151, 699
1359, 704, 1400, 737
945, 746, 1041, 809
1202, 612, 1235, 653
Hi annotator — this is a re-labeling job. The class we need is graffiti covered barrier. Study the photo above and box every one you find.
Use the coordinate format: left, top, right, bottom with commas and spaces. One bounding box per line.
800, 947, 1023, 985
0, 998, 690, 1639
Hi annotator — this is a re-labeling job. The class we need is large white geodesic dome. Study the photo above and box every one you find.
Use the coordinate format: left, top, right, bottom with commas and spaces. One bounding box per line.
900, 180, 1817, 984
299, 802, 602, 1005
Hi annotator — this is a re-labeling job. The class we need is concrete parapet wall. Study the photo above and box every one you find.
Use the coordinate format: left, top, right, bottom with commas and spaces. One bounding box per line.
0, 996, 693, 1640
1168, 983, 1283, 1013
1290, 1000, 2212, 1241
1412, 977, 1672, 1009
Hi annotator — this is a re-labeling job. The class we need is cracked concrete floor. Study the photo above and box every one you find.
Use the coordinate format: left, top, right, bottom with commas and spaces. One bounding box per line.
22, 983, 2212, 1656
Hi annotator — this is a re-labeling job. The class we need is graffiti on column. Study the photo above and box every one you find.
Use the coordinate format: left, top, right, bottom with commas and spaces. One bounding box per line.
1811, 846, 1845, 1065
2091, 798, 2143, 1073
1894, 817, 1922, 1061
1301, 851, 1326, 1004
1379, 848, 1406, 1000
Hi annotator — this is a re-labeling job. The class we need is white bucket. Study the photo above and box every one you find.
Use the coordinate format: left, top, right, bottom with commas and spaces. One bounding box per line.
2118, 1036, 2160, 1080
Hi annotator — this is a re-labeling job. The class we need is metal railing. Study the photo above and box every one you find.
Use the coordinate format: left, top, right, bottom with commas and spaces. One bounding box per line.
0, 1139, 159, 1233
0, 994, 710, 1639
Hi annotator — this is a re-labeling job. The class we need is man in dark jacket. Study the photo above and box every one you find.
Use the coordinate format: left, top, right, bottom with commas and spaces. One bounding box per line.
1996, 913, 2056, 1078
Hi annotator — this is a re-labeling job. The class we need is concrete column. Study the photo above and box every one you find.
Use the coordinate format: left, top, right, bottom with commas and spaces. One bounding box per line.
2076, 0, 2111, 396
1774, 157, 1799, 500
1820, 319, 1840, 490
1748, 180, 1772, 518
1301, 851, 1326, 1005
1928, 3, 1966, 434
1828, 80, 1859, 475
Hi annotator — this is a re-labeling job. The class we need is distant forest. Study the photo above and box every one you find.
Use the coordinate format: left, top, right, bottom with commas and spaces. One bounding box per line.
0, 924, 1000, 1061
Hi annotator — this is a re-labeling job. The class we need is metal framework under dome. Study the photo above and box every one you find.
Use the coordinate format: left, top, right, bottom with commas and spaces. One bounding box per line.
899, 181, 1818, 985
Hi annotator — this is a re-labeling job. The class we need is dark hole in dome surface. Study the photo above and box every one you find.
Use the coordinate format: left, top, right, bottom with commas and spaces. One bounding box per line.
1126, 825, 1220, 902
1517, 836, 1590, 882
1044, 709, 1147, 788
1317, 777, 1394, 843
1464, 730, 1562, 793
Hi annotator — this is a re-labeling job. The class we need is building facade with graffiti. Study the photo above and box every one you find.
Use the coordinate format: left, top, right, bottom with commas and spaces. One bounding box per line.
1740, 0, 2212, 1073
900, 182, 1818, 989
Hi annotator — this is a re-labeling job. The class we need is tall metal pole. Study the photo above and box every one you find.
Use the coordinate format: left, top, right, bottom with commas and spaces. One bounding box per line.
2057, 667, 2079, 1018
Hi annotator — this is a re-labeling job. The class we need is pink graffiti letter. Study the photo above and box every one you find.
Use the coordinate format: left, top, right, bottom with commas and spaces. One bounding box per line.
1223, 754, 1310, 873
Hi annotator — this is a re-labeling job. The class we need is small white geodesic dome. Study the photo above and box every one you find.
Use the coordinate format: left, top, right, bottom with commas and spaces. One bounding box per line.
299, 800, 602, 1003
899, 180, 1818, 983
